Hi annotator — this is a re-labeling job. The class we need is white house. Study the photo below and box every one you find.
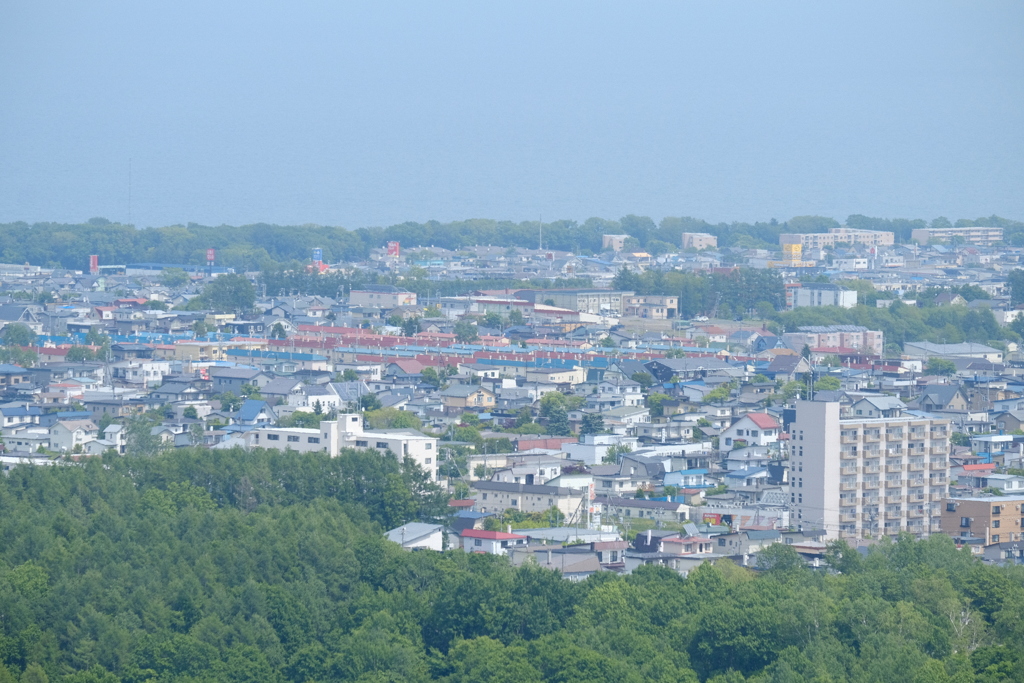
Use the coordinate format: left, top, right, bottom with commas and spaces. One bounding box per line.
720, 413, 780, 449
385, 523, 446, 551
459, 528, 529, 555
48, 419, 99, 453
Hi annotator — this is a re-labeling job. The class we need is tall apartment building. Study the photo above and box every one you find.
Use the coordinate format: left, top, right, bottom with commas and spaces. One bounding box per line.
779, 228, 894, 250
790, 400, 950, 540
515, 289, 633, 316
910, 226, 1003, 246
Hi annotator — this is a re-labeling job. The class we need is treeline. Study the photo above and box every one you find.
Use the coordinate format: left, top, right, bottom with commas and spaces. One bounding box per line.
258, 266, 593, 300
613, 267, 787, 318
5, 213, 1022, 272
1, 448, 1023, 682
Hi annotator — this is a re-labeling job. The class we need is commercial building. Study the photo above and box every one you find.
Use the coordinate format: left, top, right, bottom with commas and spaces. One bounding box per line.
681, 233, 717, 250
782, 325, 884, 355
602, 235, 630, 252
940, 495, 1024, 545
789, 400, 950, 541
910, 226, 1003, 246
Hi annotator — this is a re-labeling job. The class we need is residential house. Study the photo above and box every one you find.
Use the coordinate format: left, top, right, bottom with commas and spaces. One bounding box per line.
384, 523, 446, 551
439, 385, 496, 414
48, 419, 99, 453
459, 528, 528, 555
720, 413, 781, 449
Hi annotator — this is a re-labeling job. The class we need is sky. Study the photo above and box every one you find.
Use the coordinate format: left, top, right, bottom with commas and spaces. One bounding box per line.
1, 1, 1022, 230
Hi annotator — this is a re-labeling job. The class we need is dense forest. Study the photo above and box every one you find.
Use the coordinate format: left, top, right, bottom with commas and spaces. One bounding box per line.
2, 214, 1022, 272
1, 448, 1023, 682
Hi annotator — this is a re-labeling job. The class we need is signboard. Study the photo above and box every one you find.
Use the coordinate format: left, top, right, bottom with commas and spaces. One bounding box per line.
206, 248, 216, 263
312, 247, 323, 262
702, 513, 722, 525
386, 241, 400, 258
89, 255, 99, 275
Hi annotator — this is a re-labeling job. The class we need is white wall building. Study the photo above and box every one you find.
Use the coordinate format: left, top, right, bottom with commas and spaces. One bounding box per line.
792, 284, 857, 309
245, 413, 439, 480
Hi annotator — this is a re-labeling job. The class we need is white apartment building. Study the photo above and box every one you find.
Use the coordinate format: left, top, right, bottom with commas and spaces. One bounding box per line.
790, 400, 950, 541
244, 414, 439, 480
780, 228, 894, 250
792, 284, 857, 309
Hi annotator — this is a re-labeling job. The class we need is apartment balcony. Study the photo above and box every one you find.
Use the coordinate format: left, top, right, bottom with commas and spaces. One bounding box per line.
885, 464, 904, 473
840, 482, 859, 491
931, 447, 948, 455
862, 481, 880, 490
930, 523, 943, 533
929, 461, 946, 471
885, 510, 903, 520
840, 467, 859, 476
885, 479, 904, 488
908, 492, 926, 502
864, 434, 880, 442
909, 509, 927, 518
862, 466, 881, 474
840, 451, 858, 460
885, 495, 904, 504
930, 493, 946, 502
839, 513, 858, 523
841, 435, 859, 444
909, 463, 925, 472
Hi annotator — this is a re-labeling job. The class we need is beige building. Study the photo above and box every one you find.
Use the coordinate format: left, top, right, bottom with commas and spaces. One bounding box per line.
790, 400, 950, 541
602, 234, 630, 252
910, 226, 1003, 246
624, 295, 679, 319
470, 480, 586, 520
681, 233, 717, 250
940, 495, 1024, 545
350, 285, 417, 308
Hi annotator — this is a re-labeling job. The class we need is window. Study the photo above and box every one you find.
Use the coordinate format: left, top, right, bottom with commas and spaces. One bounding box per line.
267, 434, 280, 441
961, 517, 971, 528
511, 499, 518, 506
482, 493, 488, 500
355, 440, 368, 447
993, 519, 1000, 528
474, 539, 482, 547
287, 435, 300, 442
993, 506, 1001, 515
376, 442, 388, 449
307, 437, 319, 444
425, 442, 432, 450
992, 535, 1000, 543
946, 503, 956, 512
424, 458, 431, 464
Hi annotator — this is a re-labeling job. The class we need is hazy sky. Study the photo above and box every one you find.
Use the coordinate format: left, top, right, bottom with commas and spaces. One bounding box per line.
1, 1, 1022, 229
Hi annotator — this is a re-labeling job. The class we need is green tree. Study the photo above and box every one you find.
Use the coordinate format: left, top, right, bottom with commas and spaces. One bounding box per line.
341, 368, 359, 381
1008, 268, 1024, 306
926, 358, 957, 376
65, 346, 95, 362
421, 367, 443, 389
631, 372, 655, 389
580, 413, 604, 435
647, 392, 670, 417
183, 405, 198, 419
360, 393, 382, 411
192, 320, 208, 337
401, 316, 421, 337
482, 312, 503, 329
455, 319, 479, 343
814, 375, 841, 391
508, 309, 525, 325
270, 322, 287, 339
365, 407, 422, 430
545, 406, 571, 436
160, 267, 190, 287
2, 323, 36, 347
200, 273, 256, 312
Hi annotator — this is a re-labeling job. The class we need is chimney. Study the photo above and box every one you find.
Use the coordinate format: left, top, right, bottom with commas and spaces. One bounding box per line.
646, 529, 652, 545
546, 549, 552, 565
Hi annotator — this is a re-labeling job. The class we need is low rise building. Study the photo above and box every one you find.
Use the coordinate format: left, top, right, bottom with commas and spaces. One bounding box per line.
940, 495, 1024, 545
